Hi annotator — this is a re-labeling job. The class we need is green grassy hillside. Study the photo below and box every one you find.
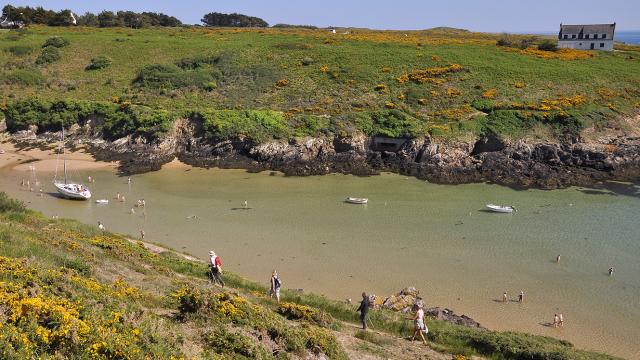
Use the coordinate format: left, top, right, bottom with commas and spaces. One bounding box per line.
1, 25, 639, 141
0, 193, 619, 359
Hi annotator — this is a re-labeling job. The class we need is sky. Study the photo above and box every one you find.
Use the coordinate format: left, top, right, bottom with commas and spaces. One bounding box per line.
5, 0, 640, 32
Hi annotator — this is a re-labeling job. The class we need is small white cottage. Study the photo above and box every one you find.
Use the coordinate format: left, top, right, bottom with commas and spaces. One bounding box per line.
558, 23, 615, 51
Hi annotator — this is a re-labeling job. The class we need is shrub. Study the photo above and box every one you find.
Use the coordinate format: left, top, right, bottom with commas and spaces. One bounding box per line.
35, 46, 61, 65
175, 54, 219, 69
85, 56, 112, 70
538, 39, 558, 52
203, 327, 269, 358
3, 99, 173, 141
5, 45, 33, 56
172, 287, 203, 316
42, 36, 69, 48
196, 110, 290, 143
301, 57, 314, 65
354, 110, 422, 138
278, 302, 334, 328
0, 192, 26, 213
133, 64, 217, 89
0, 69, 44, 85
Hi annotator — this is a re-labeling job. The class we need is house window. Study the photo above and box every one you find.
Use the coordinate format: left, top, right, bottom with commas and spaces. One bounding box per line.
600, 43, 605, 48
593, 34, 598, 39
572, 34, 576, 39
602, 34, 607, 39
585, 34, 590, 39
563, 35, 568, 39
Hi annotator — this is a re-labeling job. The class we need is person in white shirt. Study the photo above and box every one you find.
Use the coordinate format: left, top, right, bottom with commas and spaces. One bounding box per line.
209, 250, 224, 287
411, 303, 428, 345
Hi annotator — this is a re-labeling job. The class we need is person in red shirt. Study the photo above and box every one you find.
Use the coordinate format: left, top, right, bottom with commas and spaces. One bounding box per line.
209, 250, 224, 287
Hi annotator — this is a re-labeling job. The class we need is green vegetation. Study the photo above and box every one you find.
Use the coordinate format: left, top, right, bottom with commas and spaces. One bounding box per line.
85, 55, 112, 70
42, 36, 69, 48
0, 68, 44, 85
4, 99, 172, 140
0, 25, 638, 144
196, 109, 289, 143
538, 39, 558, 52
35, 45, 61, 64
0, 192, 618, 359
5, 44, 33, 56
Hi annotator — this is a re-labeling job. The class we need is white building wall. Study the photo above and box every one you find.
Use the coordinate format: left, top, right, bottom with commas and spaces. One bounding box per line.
558, 40, 614, 51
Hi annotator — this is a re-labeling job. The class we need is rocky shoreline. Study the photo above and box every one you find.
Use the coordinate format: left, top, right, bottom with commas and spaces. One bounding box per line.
4, 116, 640, 189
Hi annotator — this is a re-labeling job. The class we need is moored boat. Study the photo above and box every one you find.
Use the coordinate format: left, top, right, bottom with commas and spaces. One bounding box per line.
53, 126, 91, 200
95, 199, 109, 204
485, 204, 515, 213
345, 197, 368, 204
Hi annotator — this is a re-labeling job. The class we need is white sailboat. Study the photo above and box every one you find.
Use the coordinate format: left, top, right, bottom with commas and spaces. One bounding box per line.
53, 126, 91, 200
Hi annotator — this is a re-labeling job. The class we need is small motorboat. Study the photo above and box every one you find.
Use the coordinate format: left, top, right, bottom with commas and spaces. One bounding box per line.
485, 204, 515, 213
95, 199, 109, 204
345, 197, 368, 204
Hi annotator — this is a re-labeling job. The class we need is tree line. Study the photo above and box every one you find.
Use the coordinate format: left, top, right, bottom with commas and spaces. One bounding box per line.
1, 5, 182, 27
2, 5, 276, 28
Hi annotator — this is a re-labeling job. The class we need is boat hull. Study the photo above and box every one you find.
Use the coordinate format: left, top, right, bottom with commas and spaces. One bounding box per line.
485, 204, 514, 213
345, 197, 368, 204
54, 182, 91, 200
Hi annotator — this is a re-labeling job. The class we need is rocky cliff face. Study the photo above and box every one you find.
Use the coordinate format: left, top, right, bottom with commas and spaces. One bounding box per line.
7, 117, 640, 189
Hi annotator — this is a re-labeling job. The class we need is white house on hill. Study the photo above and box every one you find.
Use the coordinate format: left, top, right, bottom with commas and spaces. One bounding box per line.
558, 23, 615, 51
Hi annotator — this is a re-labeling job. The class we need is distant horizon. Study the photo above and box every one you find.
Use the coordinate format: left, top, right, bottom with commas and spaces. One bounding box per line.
3, 0, 639, 32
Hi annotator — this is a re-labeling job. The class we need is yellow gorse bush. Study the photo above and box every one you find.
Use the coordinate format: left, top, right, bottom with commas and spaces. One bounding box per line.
396, 64, 464, 85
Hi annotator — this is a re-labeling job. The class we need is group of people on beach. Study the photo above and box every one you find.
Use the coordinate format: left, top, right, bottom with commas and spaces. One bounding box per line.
207, 249, 429, 347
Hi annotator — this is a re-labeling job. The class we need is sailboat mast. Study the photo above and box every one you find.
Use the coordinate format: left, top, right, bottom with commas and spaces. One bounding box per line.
62, 126, 67, 184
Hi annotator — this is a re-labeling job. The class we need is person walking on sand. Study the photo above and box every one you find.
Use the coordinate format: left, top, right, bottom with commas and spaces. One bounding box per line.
411, 303, 428, 345
608, 267, 614, 276
518, 290, 524, 303
356, 292, 370, 330
553, 314, 559, 328
209, 250, 224, 287
556, 254, 561, 263
502, 291, 508, 303
559, 313, 564, 327
270, 270, 282, 303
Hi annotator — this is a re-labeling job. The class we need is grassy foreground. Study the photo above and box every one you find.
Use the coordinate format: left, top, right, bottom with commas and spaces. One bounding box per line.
0, 192, 619, 360
0, 26, 639, 142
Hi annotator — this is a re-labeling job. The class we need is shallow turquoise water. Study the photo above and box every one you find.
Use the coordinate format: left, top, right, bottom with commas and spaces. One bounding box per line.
2, 166, 639, 358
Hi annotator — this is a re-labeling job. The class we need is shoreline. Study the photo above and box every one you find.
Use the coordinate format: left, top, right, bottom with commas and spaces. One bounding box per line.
5, 122, 640, 190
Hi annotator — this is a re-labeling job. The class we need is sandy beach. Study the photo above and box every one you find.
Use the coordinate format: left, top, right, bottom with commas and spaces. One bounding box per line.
0, 139, 117, 172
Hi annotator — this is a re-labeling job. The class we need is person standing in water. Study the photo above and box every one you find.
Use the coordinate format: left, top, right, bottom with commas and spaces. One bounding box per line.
270, 270, 282, 303
140, 230, 145, 240
608, 267, 614, 276
558, 313, 564, 327
556, 254, 561, 263
518, 291, 524, 303
356, 292, 370, 330
209, 250, 224, 287
553, 314, 559, 328
98, 221, 105, 231
502, 291, 508, 303
411, 303, 428, 345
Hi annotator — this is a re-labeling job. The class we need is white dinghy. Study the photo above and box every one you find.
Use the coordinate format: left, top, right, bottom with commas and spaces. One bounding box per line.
95, 199, 109, 204
53, 126, 91, 200
485, 204, 515, 213
345, 197, 368, 205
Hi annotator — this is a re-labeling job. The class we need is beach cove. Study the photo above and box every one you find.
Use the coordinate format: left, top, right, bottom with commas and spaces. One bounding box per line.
0, 145, 639, 358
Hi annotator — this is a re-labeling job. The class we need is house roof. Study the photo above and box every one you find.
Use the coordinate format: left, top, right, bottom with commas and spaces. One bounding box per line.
559, 23, 615, 39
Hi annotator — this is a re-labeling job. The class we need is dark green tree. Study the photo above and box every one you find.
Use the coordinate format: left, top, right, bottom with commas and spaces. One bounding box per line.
201, 12, 268, 27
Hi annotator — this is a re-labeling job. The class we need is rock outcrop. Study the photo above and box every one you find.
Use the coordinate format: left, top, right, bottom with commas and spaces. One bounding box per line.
6, 117, 640, 189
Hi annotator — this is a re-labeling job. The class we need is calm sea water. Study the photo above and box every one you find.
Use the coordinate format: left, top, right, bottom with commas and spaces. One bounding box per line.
1, 166, 639, 358
616, 31, 640, 45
